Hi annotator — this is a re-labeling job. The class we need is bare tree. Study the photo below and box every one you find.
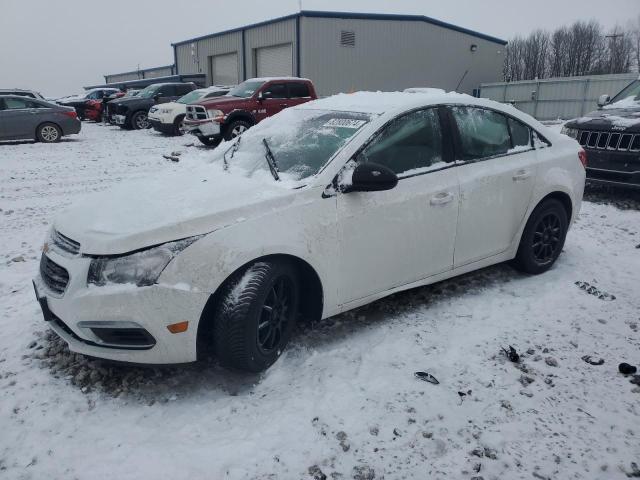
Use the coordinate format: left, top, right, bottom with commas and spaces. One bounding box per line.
504, 19, 636, 81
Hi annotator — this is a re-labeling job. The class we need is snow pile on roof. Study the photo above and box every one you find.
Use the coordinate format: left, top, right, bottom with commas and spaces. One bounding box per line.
300, 90, 472, 115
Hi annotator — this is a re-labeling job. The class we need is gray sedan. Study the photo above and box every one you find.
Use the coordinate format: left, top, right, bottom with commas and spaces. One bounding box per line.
0, 95, 81, 143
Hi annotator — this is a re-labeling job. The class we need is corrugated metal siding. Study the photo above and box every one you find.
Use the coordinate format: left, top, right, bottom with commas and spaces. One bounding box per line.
480, 73, 638, 120
300, 17, 504, 96
175, 31, 243, 85
105, 72, 141, 83
244, 19, 297, 79
143, 66, 174, 79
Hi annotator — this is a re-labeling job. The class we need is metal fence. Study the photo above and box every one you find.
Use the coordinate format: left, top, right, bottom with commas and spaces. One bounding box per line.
480, 73, 638, 121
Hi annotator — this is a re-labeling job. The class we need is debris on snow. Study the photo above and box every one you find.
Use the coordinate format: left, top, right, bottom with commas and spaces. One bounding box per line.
581, 355, 605, 366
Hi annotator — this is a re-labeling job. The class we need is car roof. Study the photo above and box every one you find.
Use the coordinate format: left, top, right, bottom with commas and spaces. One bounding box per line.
296, 90, 554, 137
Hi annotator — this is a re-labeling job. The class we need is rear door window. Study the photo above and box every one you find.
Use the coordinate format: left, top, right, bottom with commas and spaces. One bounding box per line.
3, 98, 30, 109
175, 84, 193, 96
451, 106, 511, 160
508, 118, 532, 149
288, 82, 310, 98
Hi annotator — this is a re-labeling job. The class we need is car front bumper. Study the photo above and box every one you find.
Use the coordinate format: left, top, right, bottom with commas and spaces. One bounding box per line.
33, 250, 210, 364
114, 114, 127, 126
184, 118, 221, 138
149, 119, 175, 135
585, 148, 640, 188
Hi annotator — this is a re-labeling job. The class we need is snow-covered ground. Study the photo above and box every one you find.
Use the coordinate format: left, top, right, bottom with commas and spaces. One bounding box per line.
1, 123, 639, 480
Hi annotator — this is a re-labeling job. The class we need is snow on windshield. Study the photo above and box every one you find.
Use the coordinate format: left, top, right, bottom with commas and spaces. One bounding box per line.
209, 108, 371, 181
603, 80, 640, 109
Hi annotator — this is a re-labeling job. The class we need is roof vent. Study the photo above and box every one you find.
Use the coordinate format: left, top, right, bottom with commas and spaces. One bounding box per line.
340, 30, 356, 47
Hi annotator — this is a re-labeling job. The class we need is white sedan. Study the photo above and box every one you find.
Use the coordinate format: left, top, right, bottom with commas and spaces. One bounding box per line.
148, 85, 231, 135
34, 91, 586, 372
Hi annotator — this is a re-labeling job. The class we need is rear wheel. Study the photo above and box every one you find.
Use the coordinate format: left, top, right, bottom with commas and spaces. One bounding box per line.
513, 199, 568, 274
131, 110, 149, 130
213, 260, 300, 372
197, 135, 221, 147
223, 120, 250, 141
36, 123, 62, 143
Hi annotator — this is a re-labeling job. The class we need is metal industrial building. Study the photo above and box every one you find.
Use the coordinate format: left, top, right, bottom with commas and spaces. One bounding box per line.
104, 65, 177, 84
171, 11, 507, 96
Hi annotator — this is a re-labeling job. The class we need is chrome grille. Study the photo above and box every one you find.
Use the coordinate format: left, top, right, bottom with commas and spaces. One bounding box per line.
578, 130, 640, 152
40, 255, 70, 295
52, 230, 80, 255
186, 105, 208, 121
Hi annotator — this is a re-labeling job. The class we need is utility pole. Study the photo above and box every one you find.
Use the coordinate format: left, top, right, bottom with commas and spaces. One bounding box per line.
605, 32, 624, 74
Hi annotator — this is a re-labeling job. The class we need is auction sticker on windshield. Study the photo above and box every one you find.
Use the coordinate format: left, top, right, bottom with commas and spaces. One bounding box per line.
323, 118, 368, 129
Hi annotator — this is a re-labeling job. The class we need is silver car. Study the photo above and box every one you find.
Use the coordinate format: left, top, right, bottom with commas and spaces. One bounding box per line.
0, 95, 81, 142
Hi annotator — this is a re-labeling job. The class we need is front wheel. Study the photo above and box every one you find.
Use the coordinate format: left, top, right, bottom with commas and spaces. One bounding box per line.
223, 120, 251, 141
173, 114, 186, 136
213, 261, 300, 372
36, 123, 62, 143
513, 199, 568, 274
131, 111, 149, 130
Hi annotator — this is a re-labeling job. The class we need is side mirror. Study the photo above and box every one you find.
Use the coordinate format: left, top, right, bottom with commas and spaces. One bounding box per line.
342, 162, 398, 193
153, 93, 162, 102
597, 94, 610, 108
257, 91, 264, 102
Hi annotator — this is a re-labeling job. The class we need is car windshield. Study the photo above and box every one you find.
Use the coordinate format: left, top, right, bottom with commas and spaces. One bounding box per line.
606, 80, 640, 109
138, 86, 161, 99
177, 90, 208, 104
228, 80, 265, 98
210, 108, 371, 181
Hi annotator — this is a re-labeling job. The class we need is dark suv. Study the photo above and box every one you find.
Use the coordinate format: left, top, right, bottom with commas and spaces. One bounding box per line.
184, 77, 317, 145
563, 79, 640, 188
110, 83, 197, 130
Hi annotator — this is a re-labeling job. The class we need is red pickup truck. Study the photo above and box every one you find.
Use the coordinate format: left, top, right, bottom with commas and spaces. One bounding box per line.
184, 77, 317, 146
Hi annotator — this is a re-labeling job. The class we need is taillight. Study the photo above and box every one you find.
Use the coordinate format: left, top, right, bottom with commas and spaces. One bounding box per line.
578, 149, 587, 169
62, 110, 77, 119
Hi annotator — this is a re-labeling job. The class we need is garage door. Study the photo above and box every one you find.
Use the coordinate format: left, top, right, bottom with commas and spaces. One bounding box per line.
255, 44, 293, 78
210, 52, 238, 86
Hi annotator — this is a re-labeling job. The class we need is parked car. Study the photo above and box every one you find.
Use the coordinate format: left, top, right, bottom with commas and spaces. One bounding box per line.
0, 88, 45, 100
57, 88, 121, 120
562, 78, 640, 188
184, 77, 317, 146
148, 85, 231, 135
34, 91, 585, 372
0, 95, 80, 142
110, 83, 197, 130
103, 89, 139, 124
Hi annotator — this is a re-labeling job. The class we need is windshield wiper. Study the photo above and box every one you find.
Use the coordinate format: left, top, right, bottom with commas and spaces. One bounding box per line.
262, 138, 280, 181
222, 136, 242, 171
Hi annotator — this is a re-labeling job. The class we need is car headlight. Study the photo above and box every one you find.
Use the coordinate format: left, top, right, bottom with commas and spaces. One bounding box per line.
561, 126, 579, 139
87, 236, 201, 287
149, 106, 158, 113
207, 109, 224, 120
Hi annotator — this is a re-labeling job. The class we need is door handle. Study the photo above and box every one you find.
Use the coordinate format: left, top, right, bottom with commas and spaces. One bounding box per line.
512, 170, 531, 182
430, 192, 454, 206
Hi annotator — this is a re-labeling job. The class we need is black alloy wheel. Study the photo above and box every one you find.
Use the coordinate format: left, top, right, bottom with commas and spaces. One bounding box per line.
513, 198, 568, 274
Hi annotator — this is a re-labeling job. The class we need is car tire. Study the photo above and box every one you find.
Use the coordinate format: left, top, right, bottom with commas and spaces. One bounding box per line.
36, 123, 62, 143
223, 120, 251, 141
213, 260, 300, 373
131, 111, 149, 130
513, 199, 568, 275
173, 114, 186, 136
197, 135, 221, 147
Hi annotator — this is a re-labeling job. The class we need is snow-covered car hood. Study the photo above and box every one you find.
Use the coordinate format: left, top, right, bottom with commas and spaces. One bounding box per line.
567, 105, 640, 133
53, 163, 296, 256
150, 102, 182, 114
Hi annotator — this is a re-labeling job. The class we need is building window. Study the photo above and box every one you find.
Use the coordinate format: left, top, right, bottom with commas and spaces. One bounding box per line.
340, 31, 356, 47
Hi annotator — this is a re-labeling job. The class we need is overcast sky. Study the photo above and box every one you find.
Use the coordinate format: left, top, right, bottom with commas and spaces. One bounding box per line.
1, 0, 637, 97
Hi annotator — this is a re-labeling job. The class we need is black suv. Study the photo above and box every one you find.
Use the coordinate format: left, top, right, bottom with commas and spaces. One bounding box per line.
563, 79, 640, 188
109, 83, 196, 130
